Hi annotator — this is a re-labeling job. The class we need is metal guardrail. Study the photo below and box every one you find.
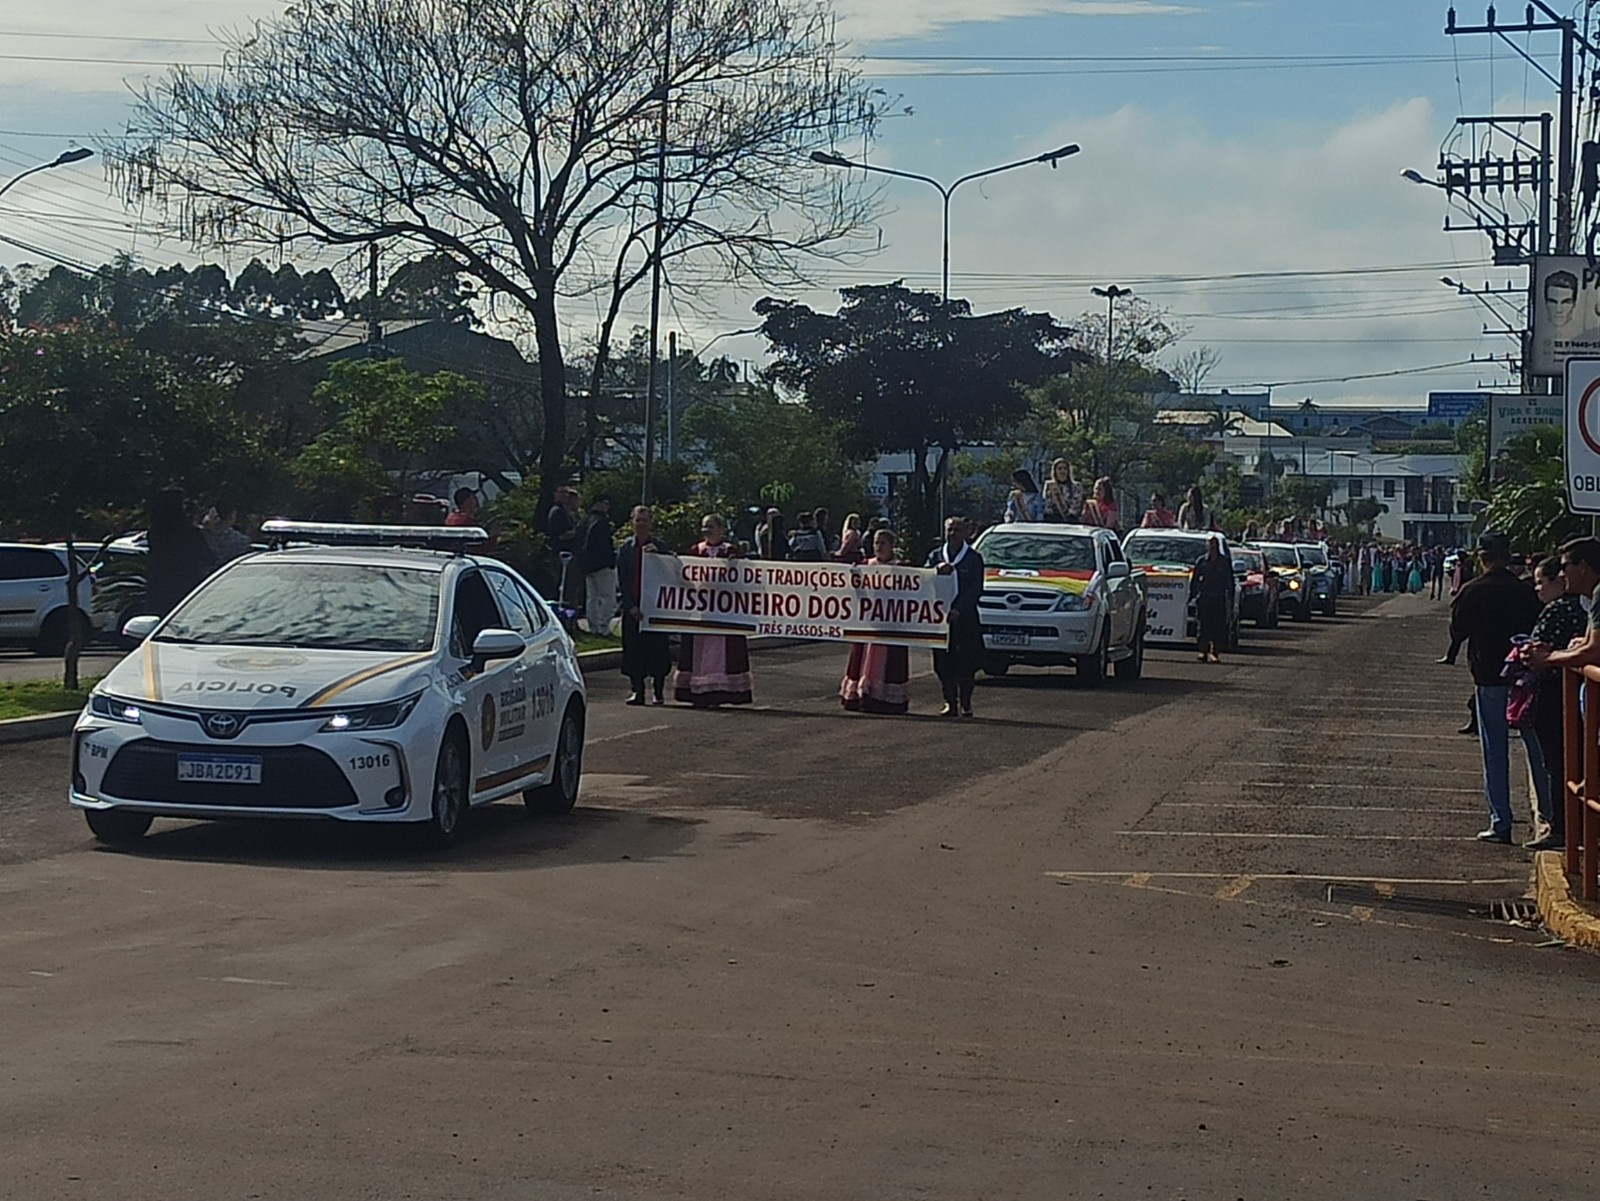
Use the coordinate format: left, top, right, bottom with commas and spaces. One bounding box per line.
1564, 668, 1600, 899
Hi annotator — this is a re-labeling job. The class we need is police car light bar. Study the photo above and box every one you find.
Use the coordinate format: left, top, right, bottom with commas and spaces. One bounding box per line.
260, 520, 490, 551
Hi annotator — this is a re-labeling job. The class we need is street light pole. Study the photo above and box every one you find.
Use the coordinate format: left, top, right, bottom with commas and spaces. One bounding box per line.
1090, 284, 1133, 363
0, 147, 94, 203
810, 143, 1080, 305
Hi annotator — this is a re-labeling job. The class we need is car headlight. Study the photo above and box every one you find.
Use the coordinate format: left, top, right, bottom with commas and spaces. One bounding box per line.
1054, 592, 1094, 612
89, 694, 143, 724
319, 691, 423, 733
1287, 578, 1301, 590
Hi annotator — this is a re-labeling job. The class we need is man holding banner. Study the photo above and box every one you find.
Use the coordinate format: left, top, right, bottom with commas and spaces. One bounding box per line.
927, 516, 986, 719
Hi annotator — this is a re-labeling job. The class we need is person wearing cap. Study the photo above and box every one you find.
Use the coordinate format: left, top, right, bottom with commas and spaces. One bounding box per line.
1449, 531, 1547, 844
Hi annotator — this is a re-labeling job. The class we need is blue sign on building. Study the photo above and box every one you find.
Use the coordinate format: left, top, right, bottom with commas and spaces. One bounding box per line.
1427, 392, 1490, 425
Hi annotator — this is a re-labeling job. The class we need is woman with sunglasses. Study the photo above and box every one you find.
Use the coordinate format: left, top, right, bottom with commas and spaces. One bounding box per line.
673, 513, 754, 707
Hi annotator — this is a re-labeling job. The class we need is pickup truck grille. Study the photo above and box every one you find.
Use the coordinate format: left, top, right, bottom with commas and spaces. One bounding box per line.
979, 590, 1060, 614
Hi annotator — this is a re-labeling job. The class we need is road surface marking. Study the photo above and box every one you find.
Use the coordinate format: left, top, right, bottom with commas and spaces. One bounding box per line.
1126, 872, 1152, 888
588, 724, 671, 745
1047, 871, 1526, 885
1160, 802, 1481, 815
1241, 783, 1482, 796
1116, 830, 1490, 842
1214, 875, 1255, 900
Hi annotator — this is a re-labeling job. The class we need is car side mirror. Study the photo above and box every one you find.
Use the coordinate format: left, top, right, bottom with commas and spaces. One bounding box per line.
471, 628, 526, 671
1106, 562, 1130, 579
122, 615, 160, 642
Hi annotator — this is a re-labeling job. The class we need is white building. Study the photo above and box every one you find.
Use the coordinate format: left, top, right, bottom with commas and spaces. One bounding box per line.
1281, 450, 1474, 545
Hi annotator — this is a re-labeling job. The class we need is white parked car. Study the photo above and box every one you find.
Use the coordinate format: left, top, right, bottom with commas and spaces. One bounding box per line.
71, 522, 587, 849
0, 543, 97, 655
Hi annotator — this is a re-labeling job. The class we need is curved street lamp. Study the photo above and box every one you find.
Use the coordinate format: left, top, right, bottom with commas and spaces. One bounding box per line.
810, 143, 1080, 305
1091, 284, 1134, 363
0, 147, 94, 203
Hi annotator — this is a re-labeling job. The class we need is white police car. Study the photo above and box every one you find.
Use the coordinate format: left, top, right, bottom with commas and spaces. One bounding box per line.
71, 522, 587, 849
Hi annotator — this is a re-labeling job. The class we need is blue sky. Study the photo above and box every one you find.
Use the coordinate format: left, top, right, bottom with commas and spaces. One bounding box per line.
0, 0, 1560, 405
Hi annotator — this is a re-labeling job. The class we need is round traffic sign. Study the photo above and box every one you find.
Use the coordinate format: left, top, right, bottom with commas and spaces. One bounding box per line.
1580, 376, 1600, 458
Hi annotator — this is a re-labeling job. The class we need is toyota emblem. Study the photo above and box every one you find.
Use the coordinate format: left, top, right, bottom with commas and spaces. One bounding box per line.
1006, 593, 1023, 607
203, 712, 242, 739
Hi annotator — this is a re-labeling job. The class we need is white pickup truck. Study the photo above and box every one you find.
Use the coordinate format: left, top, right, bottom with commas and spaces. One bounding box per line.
972, 523, 1148, 684
1121, 529, 1242, 649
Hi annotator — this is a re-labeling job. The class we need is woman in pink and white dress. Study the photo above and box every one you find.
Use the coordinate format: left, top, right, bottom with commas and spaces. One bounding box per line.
839, 529, 911, 715
673, 513, 754, 707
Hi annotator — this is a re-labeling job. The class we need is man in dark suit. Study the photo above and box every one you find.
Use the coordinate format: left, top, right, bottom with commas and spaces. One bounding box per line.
1450, 530, 1544, 843
926, 515, 986, 718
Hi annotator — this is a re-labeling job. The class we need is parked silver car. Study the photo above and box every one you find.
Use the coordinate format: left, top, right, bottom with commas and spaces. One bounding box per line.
0, 544, 95, 655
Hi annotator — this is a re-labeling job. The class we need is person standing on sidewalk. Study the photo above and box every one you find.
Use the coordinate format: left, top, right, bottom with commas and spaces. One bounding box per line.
1525, 539, 1600, 840
616, 505, 672, 706
578, 495, 617, 635
1519, 556, 1588, 848
1449, 530, 1547, 844
927, 515, 985, 718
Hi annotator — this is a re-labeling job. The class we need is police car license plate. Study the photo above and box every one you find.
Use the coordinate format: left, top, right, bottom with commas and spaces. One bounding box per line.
176, 754, 262, 785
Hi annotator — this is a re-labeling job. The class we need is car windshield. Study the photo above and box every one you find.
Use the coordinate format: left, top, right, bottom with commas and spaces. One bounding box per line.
1297, 546, 1328, 566
976, 532, 1098, 573
156, 562, 440, 652
1259, 545, 1299, 569
1124, 536, 1206, 567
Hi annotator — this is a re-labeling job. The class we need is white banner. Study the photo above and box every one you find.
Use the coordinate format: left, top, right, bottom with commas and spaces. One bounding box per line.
1142, 570, 1192, 646
1489, 393, 1564, 457
640, 555, 956, 649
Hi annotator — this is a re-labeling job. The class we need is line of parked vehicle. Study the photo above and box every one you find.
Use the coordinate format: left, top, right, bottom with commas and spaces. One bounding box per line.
967, 522, 1341, 685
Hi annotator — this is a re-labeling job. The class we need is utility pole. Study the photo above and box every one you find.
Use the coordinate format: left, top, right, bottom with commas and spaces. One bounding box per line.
1444, 4, 1595, 255
641, 0, 675, 506
665, 331, 677, 464
366, 241, 382, 357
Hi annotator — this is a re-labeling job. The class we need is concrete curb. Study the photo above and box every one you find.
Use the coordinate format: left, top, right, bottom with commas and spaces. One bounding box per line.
1533, 851, 1600, 950
0, 712, 78, 744
0, 637, 815, 744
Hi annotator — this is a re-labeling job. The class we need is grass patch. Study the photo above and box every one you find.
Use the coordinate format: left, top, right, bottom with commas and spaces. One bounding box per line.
0, 676, 99, 722
574, 631, 621, 654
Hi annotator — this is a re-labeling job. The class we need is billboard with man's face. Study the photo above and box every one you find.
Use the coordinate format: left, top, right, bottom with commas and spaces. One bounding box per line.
1531, 255, 1600, 376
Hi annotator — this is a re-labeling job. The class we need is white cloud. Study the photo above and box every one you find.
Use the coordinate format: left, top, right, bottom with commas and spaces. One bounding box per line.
713, 96, 1516, 403
834, 0, 1200, 44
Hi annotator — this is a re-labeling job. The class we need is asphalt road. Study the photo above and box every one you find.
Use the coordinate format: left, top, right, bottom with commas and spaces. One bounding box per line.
5, 593, 1600, 1199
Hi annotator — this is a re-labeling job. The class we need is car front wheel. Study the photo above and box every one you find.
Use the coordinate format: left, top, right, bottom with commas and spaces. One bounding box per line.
525, 704, 584, 817
1077, 626, 1109, 686
416, 734, 468, 849
1114, 626, 1145, 681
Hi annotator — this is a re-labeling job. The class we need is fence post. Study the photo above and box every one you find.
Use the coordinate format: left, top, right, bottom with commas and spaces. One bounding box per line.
1586, 676, 1600, 902
1568, 669, 1583, 875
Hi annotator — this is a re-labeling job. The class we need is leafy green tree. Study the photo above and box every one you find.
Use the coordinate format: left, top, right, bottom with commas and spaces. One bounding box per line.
757, 283, 1074, 547
1483, 428, 1586, 554
377, 254, 478, 326
292, 359, 474, 518
0, 329, 266, 535
680, 387, 871, 533
1147, 440, 1216, 501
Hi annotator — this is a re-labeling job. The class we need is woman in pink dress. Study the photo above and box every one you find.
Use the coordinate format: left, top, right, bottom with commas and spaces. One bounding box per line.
673, 513, 754, 707
839, 529, 911, 715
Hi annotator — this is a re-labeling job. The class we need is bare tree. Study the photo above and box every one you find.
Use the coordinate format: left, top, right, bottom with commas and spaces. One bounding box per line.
1168, 346, 1222, 395
110, 0, 879, 525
